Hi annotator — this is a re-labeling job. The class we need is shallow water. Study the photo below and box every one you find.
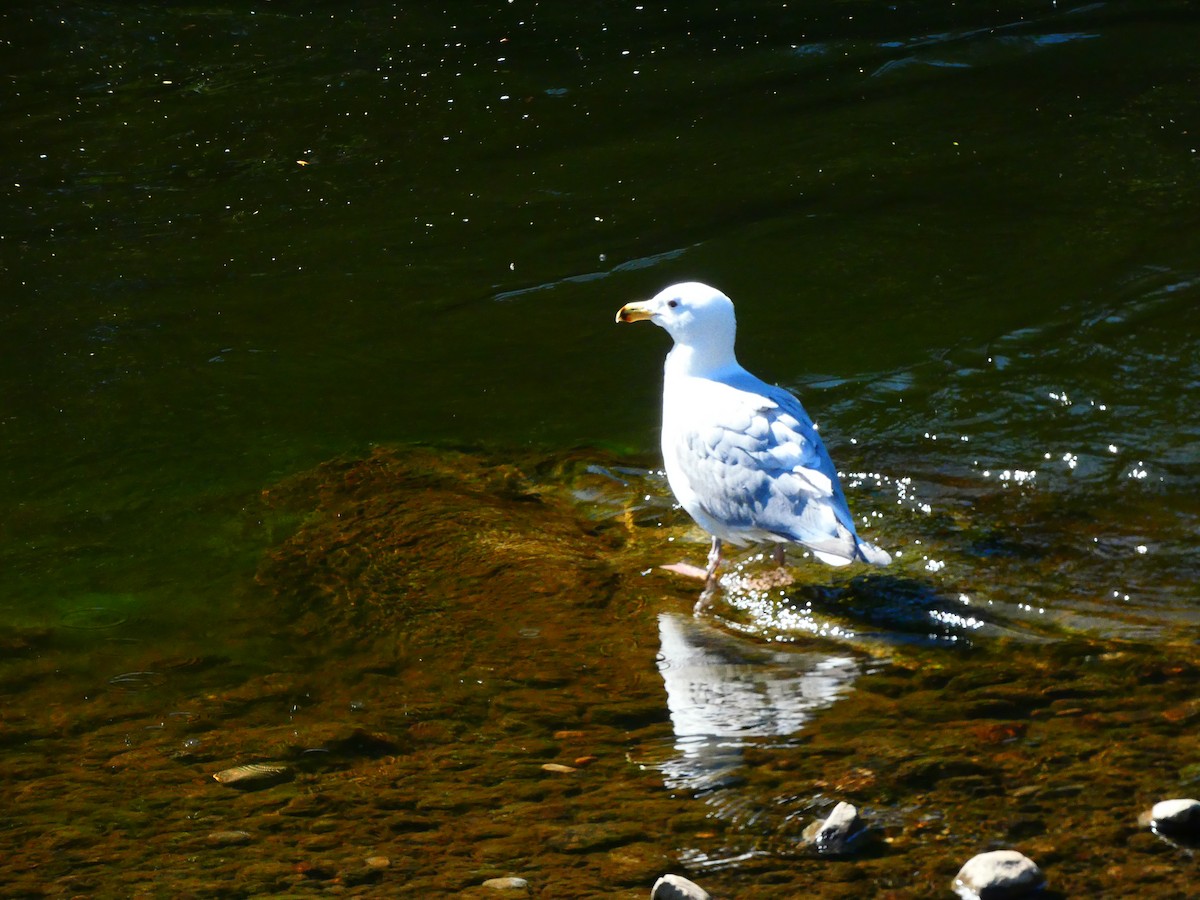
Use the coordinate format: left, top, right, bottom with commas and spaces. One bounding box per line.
2, 1, 1199, 896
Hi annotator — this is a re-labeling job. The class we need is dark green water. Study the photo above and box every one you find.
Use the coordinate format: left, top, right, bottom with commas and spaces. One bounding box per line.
2, 1, 1199, 895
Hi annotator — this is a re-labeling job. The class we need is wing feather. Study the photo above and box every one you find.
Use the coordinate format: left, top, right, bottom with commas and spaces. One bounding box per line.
666, 376, 860, 560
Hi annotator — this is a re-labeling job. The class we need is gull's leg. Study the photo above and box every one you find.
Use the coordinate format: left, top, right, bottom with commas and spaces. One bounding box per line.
704, 536, 723, 587
694, 537, 723, 616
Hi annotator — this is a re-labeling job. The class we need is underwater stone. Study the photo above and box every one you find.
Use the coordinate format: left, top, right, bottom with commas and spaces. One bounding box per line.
600, 842, 674, 886
1148, 798, 1200, 840
802, 800, 866, 855
206, 830, 253, 846
953, 849, 1045, 899
546, 822, 646, 853
482, 876, 529, 891
651, 874, 711, 900
212, 763, 292, 789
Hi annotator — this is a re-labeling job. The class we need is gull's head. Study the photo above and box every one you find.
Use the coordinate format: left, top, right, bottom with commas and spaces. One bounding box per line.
615, 282, 737, 351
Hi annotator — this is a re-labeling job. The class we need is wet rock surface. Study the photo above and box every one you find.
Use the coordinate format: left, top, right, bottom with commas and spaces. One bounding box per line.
803, 801, 867, 856
953, 849, 1045, 899
1143, 798, 1200, 846
0, 446, 1196, 897
652, 873, 712, 900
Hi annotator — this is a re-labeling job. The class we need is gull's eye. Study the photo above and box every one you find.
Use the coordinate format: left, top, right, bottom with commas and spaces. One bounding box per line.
667, 299, 679, 308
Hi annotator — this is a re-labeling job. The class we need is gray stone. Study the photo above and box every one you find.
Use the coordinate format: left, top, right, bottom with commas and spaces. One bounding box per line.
1149, 798, 1200, 839
952, 849, 1045, 899
651, 873, 711, 900
801, 800, 865, 855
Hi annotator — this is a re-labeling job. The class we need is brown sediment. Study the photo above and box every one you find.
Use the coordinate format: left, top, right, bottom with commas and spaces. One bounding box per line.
0, 445, 1195, 897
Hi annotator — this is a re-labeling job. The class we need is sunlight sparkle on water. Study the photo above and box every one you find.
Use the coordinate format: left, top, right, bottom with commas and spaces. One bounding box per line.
720, 560, 857, 641
1048, 390, 1072, 406
929, 608, 985, 630
844, 470, 931, 515
998, 469, 1036, 484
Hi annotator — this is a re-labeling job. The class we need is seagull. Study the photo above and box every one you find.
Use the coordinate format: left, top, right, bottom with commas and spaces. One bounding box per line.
616, 282, 890, 612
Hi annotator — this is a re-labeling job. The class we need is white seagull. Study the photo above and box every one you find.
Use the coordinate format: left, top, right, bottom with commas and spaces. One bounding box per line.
616, 282, 890, 612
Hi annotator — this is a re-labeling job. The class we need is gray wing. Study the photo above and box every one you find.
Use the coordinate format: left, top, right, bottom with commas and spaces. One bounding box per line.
677, 379, 861, 560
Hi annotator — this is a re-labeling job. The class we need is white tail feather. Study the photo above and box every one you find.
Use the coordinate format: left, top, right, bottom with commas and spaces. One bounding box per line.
855, 540, 892, 566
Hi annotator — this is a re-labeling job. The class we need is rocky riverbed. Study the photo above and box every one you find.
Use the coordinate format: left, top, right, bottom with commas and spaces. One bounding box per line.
0, 446, 1195, 897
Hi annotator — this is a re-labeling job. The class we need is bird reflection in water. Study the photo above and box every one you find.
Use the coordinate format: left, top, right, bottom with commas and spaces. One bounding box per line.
653, 613, 859, 798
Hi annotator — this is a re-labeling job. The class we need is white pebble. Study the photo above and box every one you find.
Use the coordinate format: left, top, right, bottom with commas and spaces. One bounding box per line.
953, 849, 1045, 899
651, 874, 711, 900
1149, 798, 1200, 839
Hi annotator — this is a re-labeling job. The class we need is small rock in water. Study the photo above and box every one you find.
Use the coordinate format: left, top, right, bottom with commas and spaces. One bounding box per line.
364, 856, 391, 869
953, 849, 1045, 899
206, 830, 253, 846
1145, 798, 1200, 842
651, 873, 711, 900
541, 762, 577, 774
801, 800, 866, 855
482, 876, 529, 892
212, 762, 292, 789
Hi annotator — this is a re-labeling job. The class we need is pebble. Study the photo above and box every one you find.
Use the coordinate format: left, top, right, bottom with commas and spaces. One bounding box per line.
212, 762, 292, 789
546, 822, 646, 853
206, 830, 253, 846
952, 849, 1045, 899
364, 856, 390, 869
1147, 798, 1200, 841
802, 801, 866, 855
651, 874, 711, 900
541, 763, 577, 774
482, 876, 529, 892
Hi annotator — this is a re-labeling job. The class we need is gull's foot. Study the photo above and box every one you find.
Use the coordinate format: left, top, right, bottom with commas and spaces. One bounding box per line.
659, 562, 709, 580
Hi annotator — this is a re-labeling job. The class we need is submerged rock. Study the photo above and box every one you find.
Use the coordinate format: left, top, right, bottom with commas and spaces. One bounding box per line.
256, 447, 623, 649
482, 876, 529, 892
211, 762, 292, 789
206, 830, 253, 846
801, 800, 866, 855
953, 849, 1045, 899
651, 873, 711, 900
545, 822, 647, 854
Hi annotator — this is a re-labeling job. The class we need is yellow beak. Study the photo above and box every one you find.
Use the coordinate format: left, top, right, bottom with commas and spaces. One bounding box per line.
615, 301, 655, 324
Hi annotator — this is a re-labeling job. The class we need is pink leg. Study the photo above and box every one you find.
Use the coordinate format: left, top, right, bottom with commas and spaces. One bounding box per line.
694, 537, 723, 616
